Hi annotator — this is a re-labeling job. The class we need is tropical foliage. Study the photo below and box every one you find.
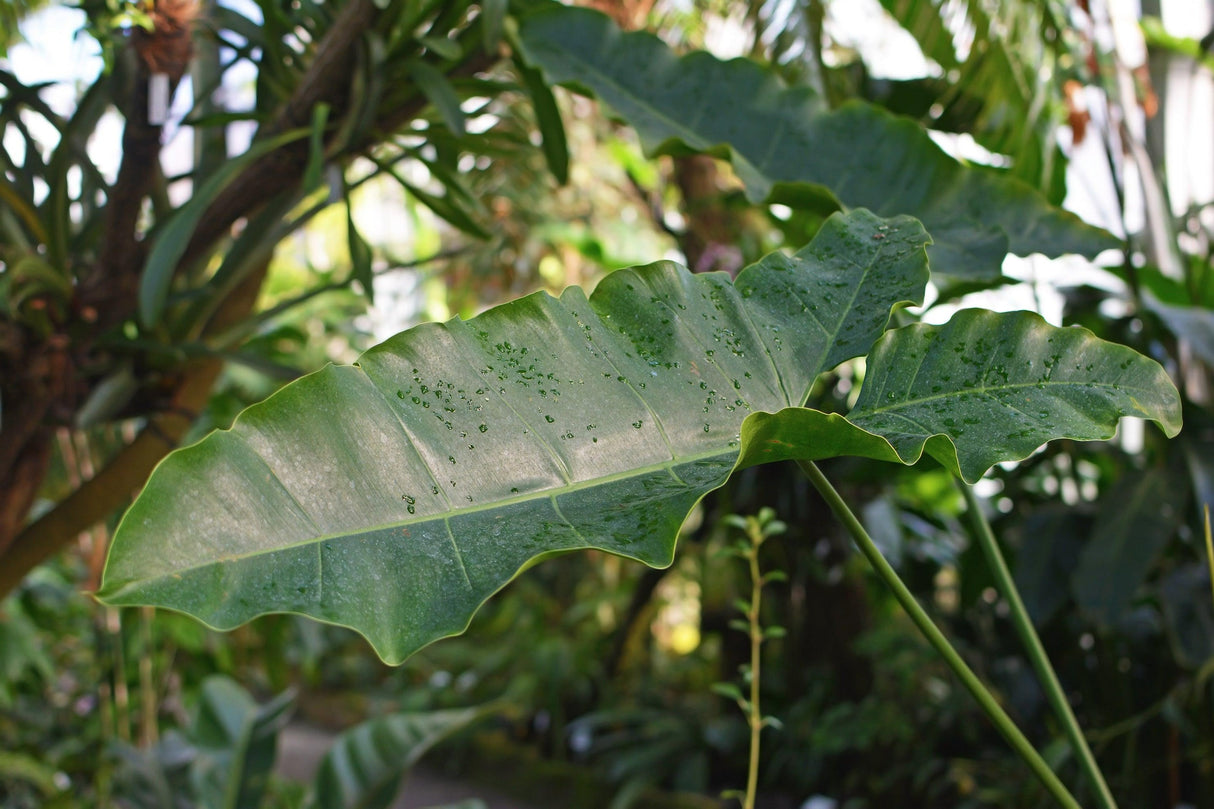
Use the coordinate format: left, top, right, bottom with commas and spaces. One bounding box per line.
2, 0, 1212, 807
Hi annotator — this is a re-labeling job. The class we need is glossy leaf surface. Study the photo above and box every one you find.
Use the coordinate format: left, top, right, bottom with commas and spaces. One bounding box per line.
516, 5, 1115, 283
99, 210, 929, 663
99, 220, 1179, 665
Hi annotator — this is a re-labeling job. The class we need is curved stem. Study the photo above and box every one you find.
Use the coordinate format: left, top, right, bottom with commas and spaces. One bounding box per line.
796, 460, 1081, 809
959, 483, 1118, 809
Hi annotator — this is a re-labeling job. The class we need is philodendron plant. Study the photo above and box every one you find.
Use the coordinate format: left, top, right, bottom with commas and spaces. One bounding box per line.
99, 209, 1179, 807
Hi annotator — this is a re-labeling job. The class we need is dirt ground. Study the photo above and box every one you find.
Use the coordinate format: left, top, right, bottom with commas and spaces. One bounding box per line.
275, 722, 541, 809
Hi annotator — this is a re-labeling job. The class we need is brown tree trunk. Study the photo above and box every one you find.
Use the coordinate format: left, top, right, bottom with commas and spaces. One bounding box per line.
672, 155, 747, 276
0, 3, 198, 572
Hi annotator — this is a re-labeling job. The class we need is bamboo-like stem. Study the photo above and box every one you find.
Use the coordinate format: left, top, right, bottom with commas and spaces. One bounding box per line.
138, 605, 158, 746
107, 607, 131, 744
959, 482, 1117, 809
796, 460, 1081, 809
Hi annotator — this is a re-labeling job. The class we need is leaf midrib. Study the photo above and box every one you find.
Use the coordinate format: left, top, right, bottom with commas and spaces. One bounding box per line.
854, 379, 1156, 419
115, 443, 743, 587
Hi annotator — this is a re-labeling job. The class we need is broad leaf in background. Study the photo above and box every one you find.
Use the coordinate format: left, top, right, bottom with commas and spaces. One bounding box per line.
98, 211, 1179, 665
1158, 563, 1214, 670
0, 602, 54, 705
516, 5, 1115, 285
1144, 292, 1214, 369
309, 706, 488, 809
1181, 418, 1214, 520
98, 210, 930, 662
191, 675, 296, 809
1012, 507, 1088, 626
1072, 469, 1189, 626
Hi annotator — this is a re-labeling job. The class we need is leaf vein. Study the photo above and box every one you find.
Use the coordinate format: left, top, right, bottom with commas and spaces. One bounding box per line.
357, 364, 458, 512
443, 518, 473, 591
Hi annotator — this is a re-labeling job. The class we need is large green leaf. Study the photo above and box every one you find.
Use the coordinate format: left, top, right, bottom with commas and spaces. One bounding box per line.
516, 5, 1114, 283
98, 210, 929, 663
1012, 506, 1088, 626
97, 210, 1178, 666
879, 0, 960, 71
739, 309, 1182, 482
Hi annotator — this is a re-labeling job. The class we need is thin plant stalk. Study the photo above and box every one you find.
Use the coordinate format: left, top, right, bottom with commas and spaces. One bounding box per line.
1203, 505, 1213, 610
718, 510, 784, 809
796, 460, 1081, 809
959, 482, 1118, 809
743, 530, 763, 809
106, 606, 131, 744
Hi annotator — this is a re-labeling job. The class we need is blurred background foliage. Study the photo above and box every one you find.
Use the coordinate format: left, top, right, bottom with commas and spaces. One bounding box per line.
1, 0, 1212, 807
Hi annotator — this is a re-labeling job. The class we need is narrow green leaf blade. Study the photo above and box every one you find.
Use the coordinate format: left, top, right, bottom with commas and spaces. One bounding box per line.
407, 59, 466, 135
419, 35, 463, 62
98, 210, 929, 663
211, 5, 267, 50
139, 130, 304, 327
303, 103, 331, 194
481, 0, 506, 54
517, 6, 1116, 282
513, 54, 569, 184
346, 199, 374, 302
375, 157, 489, 239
